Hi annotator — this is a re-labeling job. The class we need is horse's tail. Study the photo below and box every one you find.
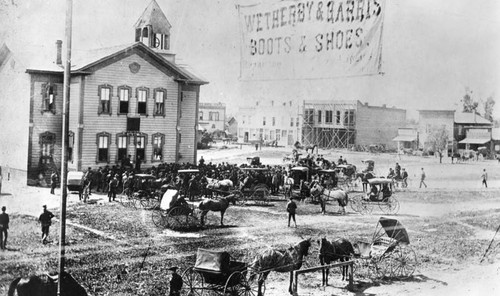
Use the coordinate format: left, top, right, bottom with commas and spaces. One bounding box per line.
8, 277, 21, 296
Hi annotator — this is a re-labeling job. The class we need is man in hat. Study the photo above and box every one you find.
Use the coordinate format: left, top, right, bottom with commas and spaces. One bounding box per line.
286, 197, 297, 228
108, 174, 118, 202
0, 206, 9, 250
168, 266, 183, 296
39, 205, 54, 244
50, 170, 58, 194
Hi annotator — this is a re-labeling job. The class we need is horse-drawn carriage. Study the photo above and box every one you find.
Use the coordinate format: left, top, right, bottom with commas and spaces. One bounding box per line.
120, 174, 162, 209
354, 217, 417, 279
182, 248, 258, 295
335, 164, 359, 192
350, 178, 400, 215
238, 167, 271, 205
289, 166, 312, 201
177, 169, 204, 201
151, 189, 197, 230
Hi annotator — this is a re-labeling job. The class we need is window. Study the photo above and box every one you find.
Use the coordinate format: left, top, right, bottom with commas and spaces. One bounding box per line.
154, 89, 165, 115
199, 111, 203, 120
263, 116, 266, 126
325, 110, 333, 123
242, 115, 246, 124
344, 110, 354, 125
136, 135, 146, 162
42, 84, 56, 113
305, 109, 314, 123
98, 85, 111, 114
96, 132, 110, 163
282, 130, 287, 138
118, 86, 130, 114
271, 100, 274, 106
270, 130, 275, 140
317, 110, 322, 123
290, 117, 294, 127
336, 110, 341, 124
117, 134, 128, 163
152, 133, 164, 162
272, 117, 276, 126
40, 132, 56, 164
296, 117, 299, 127
68, 131, 74, 162
137, 88, 148, 115
209, 112, 219, 121
276, 129, 281, 141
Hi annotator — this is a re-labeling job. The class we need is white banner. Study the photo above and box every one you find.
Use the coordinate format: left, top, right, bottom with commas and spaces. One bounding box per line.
238, 0, 385, 80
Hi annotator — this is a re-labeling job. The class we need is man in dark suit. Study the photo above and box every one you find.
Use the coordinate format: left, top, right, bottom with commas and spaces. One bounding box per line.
168, 266, 183, 296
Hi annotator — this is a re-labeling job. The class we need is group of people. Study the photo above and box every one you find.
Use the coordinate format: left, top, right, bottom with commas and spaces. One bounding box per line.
0, 204, 55, 251
386, 162, 410, 188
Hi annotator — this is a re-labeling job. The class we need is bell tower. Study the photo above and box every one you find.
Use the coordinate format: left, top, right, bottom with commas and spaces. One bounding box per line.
134, 0, 175, 62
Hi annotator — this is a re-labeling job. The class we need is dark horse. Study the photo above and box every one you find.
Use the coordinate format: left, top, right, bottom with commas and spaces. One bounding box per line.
198, 194, 236, 226
318, 237, 354, 285
249, 238, 312, 296
8, 271, 88, 296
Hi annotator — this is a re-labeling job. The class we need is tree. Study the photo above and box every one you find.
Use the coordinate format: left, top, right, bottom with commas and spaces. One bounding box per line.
483, 95, 495, 122
428, 126, 449, 164
461, 89, 479, 113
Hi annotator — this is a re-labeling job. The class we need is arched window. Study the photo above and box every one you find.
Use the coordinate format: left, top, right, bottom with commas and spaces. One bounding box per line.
42, 83, 57, 114
96, 132, 111, 163
153, 88, 166, 116
135, 133, 148, 163
39, 132, 56, 164
136, 87, 149, 115
98, 84, 112, 115
116, 133, 128, 164
68, 131, 74, 162
151, 133, 165, 162
118, 85, 131, 114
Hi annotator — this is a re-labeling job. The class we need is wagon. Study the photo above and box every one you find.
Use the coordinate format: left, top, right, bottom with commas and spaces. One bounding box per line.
354, 217, 417, 279
120, 174, 161, 210
335, 164, 359, 192
238, 167, 270, 205
67, 171, 87, 201
350, 178, 400, 215
317, 169, 338, 191
151, 189, 198, 230
182, 248, 259, 296
289, 166, 312, 201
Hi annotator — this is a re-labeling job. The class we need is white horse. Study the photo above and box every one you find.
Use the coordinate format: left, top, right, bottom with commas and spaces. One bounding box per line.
310, 184, 348, 215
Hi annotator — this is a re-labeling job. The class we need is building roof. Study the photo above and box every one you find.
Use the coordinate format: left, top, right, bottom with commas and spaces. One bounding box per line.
454, 112, 492, 125
4, 41, 207, 85
134, 0, 172, 34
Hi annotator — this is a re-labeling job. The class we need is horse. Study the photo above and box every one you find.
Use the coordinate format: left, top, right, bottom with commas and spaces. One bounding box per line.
8, 271, 88, 296
318, 237, 354, 285
310, 185, 348, 215
198, 194, 236, 226
249, 238, 312, 296
205, 177, 234, 197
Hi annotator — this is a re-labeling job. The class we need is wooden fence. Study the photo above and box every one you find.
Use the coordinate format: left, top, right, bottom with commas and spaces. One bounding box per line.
292, 260, 354, 295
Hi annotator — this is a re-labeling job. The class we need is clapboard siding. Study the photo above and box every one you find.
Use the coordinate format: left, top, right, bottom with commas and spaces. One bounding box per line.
179, 89, 198, 163
80, 54, 180, 168
29, 74, 64, 173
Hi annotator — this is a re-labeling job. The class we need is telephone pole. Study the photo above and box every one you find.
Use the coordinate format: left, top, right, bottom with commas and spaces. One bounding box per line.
58, 0, 72, 295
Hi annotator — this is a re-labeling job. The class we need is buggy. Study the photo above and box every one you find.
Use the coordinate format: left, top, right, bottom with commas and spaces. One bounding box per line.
151, 189, 198, 230
317, 169, 337, 191
67, 171, 87, 201
182, 248, 259, 295
350, 178, 400, 215
335, 164, 359, 192
289, 166, 312, 201
354, 217, 417, 279
237, 167, 271, 205
120, 174, 161, 209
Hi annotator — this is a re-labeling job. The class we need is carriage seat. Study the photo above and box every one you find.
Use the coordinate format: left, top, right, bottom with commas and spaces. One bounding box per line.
354, 241, 372, 259
194, 248, 231, 274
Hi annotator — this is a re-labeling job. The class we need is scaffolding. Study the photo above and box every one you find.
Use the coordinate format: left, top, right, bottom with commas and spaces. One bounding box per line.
300, 100, 357, 149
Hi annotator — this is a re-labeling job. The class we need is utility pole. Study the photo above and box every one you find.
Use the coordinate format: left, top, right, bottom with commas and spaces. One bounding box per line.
58, 0, 72, 295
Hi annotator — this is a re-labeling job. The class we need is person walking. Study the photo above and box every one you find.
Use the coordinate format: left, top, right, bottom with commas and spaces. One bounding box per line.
50, 171, 58, 194
286, 197, 297, 228
481, 169, 488, 188
419, 168, 427, 188
0, 206, 9, 250
167, 266, 183, 296
401, 168, 409, 188
39, 205, 54, 244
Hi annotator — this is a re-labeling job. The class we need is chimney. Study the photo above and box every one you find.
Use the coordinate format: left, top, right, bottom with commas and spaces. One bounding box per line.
55, 40, 62, 65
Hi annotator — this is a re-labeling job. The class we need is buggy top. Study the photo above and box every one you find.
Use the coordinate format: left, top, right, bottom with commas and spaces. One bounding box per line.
241, 167, 268, 171
194, 248, 231, 274
368, 178, 393, 185
318, 169, 337, 174
290, 166, 309, 172
373, 217, 410, 245
177, 169, 200, 174
160, 189, 180, 211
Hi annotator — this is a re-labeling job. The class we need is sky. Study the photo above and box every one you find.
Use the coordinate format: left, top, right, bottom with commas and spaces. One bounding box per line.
1, 0, 499, 119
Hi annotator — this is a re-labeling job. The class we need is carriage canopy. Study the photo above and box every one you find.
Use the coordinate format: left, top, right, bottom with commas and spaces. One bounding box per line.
376, 217, 410, 244
291, 166, 309, 172
178, 169, 200, 174
194, 248, 231, 273
134, 174, 156, 179
241, 167, 268, 171
368, 178, 393, 185
160, 189, 180, 210
318, 169, 337, 175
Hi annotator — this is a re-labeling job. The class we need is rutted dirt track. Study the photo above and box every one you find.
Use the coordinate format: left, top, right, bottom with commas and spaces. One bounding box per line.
1, 146, 500, 295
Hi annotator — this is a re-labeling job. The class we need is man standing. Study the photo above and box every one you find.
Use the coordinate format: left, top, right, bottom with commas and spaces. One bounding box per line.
0, 206, 9, 250
286, 197, 297, 228
108, 174, 118, 202
401, 168, 409, 188
39, 205, 54, 244
167, 266, 183, 296
50, 171, 58, 194
481, 169, 488, 188
419, 168, 427, 188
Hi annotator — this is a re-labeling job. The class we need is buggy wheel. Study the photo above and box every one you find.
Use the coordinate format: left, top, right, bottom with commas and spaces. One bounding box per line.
151, 210, 167, 228
233, 190, 245, 206
374, 254, 397, 279
141, 197, 160, 210
389, 245, 417, 279
244, 273, 261, 296
350, 195, 373, 215
166, 207, 188, 230
378, 196, 400, 215
252, 188, 270, 205
224, 271, 245, 295
181, 267, 204, 296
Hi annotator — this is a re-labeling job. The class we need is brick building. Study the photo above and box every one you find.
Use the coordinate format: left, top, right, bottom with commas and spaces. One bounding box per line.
0, 0, 207, 184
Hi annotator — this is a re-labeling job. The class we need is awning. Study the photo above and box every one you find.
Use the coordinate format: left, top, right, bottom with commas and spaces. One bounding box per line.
459, 138, 490, 144
392, 135, 417, 142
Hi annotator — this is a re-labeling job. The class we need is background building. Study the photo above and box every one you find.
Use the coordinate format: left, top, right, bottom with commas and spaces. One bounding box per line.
0, 0, 207, 185
198, 102, 226, 133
